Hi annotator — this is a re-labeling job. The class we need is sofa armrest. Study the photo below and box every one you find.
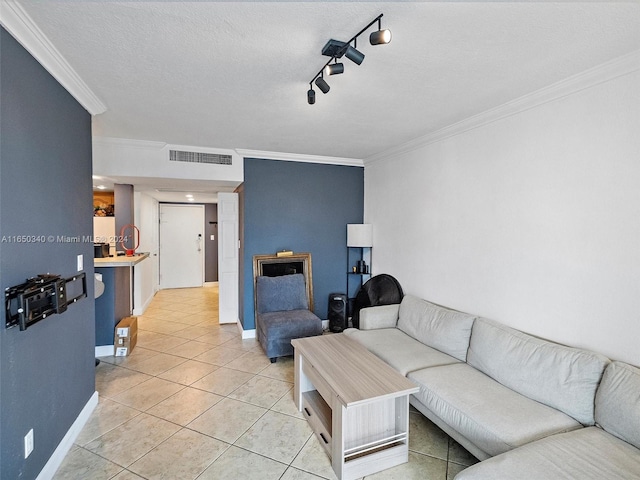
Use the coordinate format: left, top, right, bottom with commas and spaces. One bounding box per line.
359, 304, 400, 330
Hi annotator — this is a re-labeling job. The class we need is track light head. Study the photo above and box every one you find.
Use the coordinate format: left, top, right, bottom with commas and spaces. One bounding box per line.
344, 45, 365, 65
370, 29, 391, 45
325, 62, 344, 76
307, 88, 315, 105
314, 76, 330, 94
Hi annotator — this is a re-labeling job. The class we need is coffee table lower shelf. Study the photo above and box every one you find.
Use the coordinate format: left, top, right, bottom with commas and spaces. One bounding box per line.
293, 335, 418, 480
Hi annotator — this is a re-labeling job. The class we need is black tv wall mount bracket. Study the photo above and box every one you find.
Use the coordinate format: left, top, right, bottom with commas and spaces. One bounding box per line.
5, 273, 87, 331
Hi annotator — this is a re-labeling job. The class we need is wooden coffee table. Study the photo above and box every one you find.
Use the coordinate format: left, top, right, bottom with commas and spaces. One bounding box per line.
292, 334, 419, 480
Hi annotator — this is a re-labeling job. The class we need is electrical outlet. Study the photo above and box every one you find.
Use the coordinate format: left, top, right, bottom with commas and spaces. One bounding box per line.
24, 429, 34, 458
77, 254, 83, 272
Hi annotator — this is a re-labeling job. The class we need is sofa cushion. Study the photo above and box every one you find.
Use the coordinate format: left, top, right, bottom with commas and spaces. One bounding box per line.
408, 363, 582, 457
467, 318, 609, 425
257, 309, 322, 358
453, 427, 640, 480
595, 361, 640, 450
343, 328, 460, 375
358, 304, 400, 330
256, 274, 308, 314
396, 295, 476, 362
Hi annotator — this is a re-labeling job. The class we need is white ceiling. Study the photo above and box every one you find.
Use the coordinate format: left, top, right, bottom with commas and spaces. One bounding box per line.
11, 1, 640, 200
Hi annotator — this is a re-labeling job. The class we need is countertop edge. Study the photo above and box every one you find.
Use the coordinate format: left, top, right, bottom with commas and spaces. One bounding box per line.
94, 252, 150, 267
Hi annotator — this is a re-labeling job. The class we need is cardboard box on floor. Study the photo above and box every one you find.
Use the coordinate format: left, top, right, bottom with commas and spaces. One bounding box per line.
114, 316, 138, 356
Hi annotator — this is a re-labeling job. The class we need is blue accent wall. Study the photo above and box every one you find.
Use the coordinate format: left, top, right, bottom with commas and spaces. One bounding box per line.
0, 28, 95, 479
241, 158, 364, 329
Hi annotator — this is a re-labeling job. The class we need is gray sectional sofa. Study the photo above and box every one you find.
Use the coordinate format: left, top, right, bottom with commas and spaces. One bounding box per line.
343, 294, 640, 479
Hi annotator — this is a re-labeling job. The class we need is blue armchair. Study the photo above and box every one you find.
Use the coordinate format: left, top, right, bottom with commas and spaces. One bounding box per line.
255, 273, 323, 362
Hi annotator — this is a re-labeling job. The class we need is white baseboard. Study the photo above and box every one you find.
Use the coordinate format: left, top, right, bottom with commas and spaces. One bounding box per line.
203, 281, 219, 287
236, 320, 256, 339
133, 292, 154, 315
37, 391, 99, 480
95, 345, 113, 357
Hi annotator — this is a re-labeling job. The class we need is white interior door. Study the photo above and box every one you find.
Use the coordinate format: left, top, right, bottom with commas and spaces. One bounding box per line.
218, 193, 239, 324
159, 204, 204, 289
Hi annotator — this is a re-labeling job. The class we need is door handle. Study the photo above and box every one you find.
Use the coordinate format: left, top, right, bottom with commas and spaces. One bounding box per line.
197, 234, 202, 252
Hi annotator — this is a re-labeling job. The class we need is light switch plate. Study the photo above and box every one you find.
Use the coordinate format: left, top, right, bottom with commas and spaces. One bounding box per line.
77, 254, 83, 272
24, 429, 34, 458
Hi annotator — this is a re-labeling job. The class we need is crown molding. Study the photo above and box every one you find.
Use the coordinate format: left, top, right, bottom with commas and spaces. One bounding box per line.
94, 137, 241, 161
0, 1, 107, 115
236, 149, 364, 167
93, 139, 363, 167
365, 49, 640, 165
93, 136, 167, 150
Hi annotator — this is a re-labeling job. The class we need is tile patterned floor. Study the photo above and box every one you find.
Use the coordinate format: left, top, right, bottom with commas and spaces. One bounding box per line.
53, 286, 478, 480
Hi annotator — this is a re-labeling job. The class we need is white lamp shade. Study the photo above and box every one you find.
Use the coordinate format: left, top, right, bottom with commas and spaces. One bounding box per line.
347, 224, 373, 247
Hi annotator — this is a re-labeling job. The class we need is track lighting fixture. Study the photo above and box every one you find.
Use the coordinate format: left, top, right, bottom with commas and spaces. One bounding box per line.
344, 44, 365, 65
325, 60, 344, 76
306, 13, 391, 105
369, 17, 392, 45
370, 29, 392, 45
315, 75, 330, 94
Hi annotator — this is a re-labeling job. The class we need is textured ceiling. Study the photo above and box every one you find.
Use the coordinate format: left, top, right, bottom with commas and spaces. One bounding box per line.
13, 2, 640, 161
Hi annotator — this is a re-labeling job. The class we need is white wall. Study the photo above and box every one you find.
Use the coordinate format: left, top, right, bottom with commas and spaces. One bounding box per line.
93, 216, 116, 254
365, 61, 640, 366
133, 191, 159, 314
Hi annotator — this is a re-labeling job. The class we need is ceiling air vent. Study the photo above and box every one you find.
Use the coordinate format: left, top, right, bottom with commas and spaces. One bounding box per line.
169, 150, 232, 165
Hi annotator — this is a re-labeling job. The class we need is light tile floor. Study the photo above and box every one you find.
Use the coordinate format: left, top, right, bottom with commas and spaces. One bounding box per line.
54, 286, 478, 480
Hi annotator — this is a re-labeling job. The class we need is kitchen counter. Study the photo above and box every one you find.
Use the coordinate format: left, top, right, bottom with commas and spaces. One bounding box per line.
94, 252, 149, 267
95, 252, 149, 354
